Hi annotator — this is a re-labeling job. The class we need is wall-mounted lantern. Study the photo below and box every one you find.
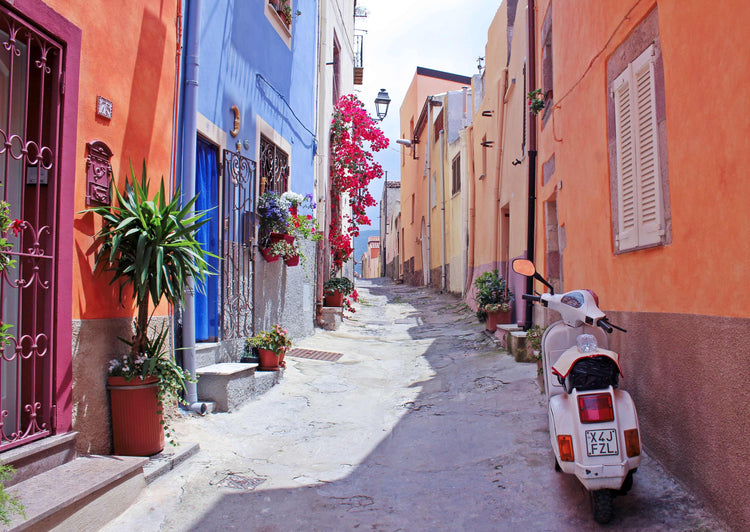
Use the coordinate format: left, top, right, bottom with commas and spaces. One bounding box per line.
374, 88, 391, 121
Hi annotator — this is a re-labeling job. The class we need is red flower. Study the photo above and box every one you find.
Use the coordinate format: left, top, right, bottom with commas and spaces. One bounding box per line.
10, 219, 23, 236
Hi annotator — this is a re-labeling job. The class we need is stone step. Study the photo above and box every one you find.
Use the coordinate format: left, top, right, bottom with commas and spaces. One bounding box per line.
195, 341, 221, 368
7, 455, 147, 531
196, 363, 283, 412
1, 433, 77, 487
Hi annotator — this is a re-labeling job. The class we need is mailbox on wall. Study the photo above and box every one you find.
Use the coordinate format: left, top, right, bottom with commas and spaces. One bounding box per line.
85, 140, 113, 206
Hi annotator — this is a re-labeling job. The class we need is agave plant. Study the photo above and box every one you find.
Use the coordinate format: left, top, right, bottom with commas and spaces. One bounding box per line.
87, 161, 213, 359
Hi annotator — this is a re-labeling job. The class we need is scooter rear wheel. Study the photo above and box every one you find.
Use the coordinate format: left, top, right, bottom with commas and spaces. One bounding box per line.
590, 489, 614, 524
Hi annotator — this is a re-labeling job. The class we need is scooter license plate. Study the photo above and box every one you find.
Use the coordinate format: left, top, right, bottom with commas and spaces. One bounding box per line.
585, 429, 619, 456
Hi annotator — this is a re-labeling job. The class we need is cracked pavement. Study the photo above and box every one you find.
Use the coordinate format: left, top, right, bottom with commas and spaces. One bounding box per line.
101, 279, 726, 531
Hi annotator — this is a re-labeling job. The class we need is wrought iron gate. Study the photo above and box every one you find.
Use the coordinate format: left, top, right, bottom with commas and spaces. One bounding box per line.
0, 8, 63, 451
220, 150, 255, 352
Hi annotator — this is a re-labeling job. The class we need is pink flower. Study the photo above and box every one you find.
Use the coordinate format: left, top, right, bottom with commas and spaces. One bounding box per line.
10, 219, 22, 236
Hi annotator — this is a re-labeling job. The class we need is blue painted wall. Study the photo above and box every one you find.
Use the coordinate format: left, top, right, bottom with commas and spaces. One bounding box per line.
189, 0, 317, 193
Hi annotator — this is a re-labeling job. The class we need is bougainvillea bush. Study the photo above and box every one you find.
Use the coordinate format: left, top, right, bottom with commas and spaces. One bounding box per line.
329, 94, 389, 270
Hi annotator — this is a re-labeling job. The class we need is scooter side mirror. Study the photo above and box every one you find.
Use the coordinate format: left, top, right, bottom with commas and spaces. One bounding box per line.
512, 258, 555, 295
512, 258, 536, 277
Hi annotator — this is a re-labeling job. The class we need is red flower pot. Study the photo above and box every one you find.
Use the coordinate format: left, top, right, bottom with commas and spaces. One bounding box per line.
324, 289, 344, 307
108, 376, 164, 456
485, 310, 511, 332
260, 246, 280, 262
284, 253, 299, 266
257, 348, 282, 371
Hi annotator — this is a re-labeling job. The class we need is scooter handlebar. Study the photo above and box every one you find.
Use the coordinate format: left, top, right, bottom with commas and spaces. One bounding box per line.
521, 294, 542, 302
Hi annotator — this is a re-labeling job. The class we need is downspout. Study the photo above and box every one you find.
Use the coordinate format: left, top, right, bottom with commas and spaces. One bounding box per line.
525, 0, 538, 330
461, 86, 469, 297
425, 98, 432, 287
315, 0, 327, 316
180, 0, 207, 415
439, 127, 447, 292
493, 68, 509, 268
465, 124, 476, 295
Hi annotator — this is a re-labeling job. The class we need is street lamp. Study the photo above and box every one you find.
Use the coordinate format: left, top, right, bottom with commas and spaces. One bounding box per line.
374, 88, 391, 121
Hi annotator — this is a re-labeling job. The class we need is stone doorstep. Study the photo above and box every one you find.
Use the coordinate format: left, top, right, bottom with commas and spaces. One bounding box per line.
1, 432, 78, 487
196, 362, 283, 412
7, 454, 147, 531
195, 341, 221, 368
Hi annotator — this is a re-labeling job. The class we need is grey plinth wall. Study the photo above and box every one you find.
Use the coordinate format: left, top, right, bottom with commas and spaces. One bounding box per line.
254, 238, 316, 341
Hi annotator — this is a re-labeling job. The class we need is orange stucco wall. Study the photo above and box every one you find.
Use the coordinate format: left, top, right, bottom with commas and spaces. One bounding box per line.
535, 0, 750, 318
45, 1, 178, 320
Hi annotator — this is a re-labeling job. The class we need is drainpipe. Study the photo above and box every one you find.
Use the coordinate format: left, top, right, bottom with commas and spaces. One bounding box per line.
425, 98, 432, 287
493, 68, 509, 269
439, 126, 447, 292
465, 124, 476, 296
180, 0, 207, 415
525, 0, 538, 330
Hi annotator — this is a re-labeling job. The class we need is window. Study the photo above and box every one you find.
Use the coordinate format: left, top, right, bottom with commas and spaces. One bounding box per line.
611, 44, 664, 252
411, 194, 415, 224
259, 134, 289, 195
541, 5, 554, 126
451, 154, 461, 195
332, 35, 341, 105
265, 0, 293, 48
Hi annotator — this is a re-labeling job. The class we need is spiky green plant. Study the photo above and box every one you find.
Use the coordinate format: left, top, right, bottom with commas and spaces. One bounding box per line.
88, 161, 212, 357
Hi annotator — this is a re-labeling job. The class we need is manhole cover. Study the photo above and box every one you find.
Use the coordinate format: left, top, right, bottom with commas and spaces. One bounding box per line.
213, 473, 266, 490
287, 348, 343, 362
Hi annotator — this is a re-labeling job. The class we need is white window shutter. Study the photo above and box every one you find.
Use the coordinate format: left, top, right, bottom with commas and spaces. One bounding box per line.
632, 45, 663, 247
613, 69, 638, 251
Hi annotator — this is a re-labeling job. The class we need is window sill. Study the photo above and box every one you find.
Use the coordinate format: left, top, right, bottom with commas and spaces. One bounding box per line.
265, 3, 292, 49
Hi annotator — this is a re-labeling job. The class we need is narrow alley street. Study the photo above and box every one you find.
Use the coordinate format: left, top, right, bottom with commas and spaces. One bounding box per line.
102, 280, 724, 532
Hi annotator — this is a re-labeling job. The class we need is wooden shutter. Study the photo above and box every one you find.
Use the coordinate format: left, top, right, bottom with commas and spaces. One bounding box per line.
632, 45, 663, 247
613, 44, 662, 251
613, 68, 638, 251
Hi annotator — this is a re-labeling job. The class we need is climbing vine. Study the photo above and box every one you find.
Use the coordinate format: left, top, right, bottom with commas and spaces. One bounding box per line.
329, 94, 388, 270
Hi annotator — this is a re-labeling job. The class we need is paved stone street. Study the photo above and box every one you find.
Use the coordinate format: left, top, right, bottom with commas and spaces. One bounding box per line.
102, 279, 725, 532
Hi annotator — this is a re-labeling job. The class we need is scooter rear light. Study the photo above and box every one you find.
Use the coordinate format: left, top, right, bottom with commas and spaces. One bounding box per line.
558, 435, 575, 462
625, 428, 641, 457
578, 393, 614, 423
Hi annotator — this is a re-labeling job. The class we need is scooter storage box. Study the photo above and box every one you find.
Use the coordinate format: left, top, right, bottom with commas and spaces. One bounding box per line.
563, 356, 620, 392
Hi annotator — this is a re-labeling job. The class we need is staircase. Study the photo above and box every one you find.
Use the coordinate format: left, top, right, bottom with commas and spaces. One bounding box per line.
2, 434, 143, 531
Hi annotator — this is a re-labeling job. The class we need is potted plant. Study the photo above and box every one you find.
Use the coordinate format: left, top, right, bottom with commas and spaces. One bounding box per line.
87, 161, 212, 455
257, 191, 291, 261
527, 88, 545, 115
281, 191, 322, 266
323, 275, 354, 307
473, 269, 513, 332
526, 324, 546, 371
246, 325, 292, 371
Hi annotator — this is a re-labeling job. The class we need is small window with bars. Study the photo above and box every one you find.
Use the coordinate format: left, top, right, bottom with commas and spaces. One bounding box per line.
259, 135, 289, 195
451, 154, 461, 195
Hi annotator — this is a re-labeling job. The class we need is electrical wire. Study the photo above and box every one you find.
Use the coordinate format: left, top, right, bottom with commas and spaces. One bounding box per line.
256, 73, 318, 145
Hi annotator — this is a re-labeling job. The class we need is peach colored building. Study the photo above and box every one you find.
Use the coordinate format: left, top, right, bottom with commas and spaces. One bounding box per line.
528, 1, 750, 529
360, 236, 381, 279
398, 67, 472, 287
466, 0, 530, 320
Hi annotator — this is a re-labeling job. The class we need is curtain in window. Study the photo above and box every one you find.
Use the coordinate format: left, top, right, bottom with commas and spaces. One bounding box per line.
195, 138, 220, 341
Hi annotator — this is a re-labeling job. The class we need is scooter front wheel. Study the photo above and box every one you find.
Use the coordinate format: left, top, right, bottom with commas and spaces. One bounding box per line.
590, 489, 614, 524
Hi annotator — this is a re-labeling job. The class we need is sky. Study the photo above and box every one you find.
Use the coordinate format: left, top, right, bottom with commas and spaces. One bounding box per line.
352, 0, 504, 227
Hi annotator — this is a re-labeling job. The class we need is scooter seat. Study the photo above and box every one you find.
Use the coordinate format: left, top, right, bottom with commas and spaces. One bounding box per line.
552, 346, 623, 379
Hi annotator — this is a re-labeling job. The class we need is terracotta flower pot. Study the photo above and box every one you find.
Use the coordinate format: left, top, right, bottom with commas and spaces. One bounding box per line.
108, 375, 164, 456
257, 348, 281, 371
324, 289, 344, 307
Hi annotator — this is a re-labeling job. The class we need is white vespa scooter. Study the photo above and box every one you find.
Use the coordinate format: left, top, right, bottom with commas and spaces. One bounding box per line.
512, 259, 641, 524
